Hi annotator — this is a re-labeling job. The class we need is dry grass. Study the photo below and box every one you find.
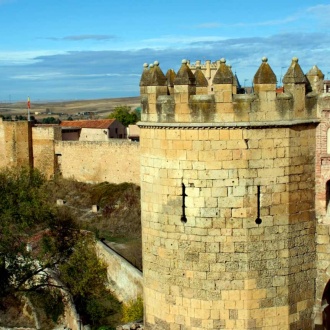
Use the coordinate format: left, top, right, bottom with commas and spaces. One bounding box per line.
0, 295, 35, 327
0, 96, 141, 121
44, 177, 142, 269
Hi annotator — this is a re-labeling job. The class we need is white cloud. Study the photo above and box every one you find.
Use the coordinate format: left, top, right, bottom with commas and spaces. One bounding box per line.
194, 5, 330, 31
194, 15, 299, 30
140, 35, 227, 48
44, 35, 116, 41
0, 50, 68, 65
11, 72, 140, 81
195, 23, 222, 29
11, 72, 64, 80
305, 4, 330, 23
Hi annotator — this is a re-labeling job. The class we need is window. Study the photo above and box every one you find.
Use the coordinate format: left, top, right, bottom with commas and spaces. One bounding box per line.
326, 180, 330, 215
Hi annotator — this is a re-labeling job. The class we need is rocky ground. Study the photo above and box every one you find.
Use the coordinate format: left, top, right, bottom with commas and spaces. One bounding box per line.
116, 321, 144, 329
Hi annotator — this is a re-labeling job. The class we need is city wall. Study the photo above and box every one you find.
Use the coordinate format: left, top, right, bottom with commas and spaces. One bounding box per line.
32, 125, 62, 179
96, 241, 143, 302
0, 117, 140, 185
54, 140, 140, 184
0, 118, 33, 169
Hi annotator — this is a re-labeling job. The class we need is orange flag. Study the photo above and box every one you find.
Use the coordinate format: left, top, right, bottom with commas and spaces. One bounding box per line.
27, 97, 31, 109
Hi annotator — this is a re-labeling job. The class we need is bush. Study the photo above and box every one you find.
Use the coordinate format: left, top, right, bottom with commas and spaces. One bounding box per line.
28, 289, 64, 325
108, 106, 140, 126
121, 296, 143, 323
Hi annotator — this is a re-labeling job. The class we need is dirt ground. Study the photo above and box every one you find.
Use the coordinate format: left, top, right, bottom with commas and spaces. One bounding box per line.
0, 96, 141, 121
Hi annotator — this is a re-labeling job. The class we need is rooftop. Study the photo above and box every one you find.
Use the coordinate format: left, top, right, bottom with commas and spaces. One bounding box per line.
60, 119, 117, 129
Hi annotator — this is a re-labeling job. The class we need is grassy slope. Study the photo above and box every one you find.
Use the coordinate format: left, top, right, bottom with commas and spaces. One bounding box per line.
45, 178, 142, 270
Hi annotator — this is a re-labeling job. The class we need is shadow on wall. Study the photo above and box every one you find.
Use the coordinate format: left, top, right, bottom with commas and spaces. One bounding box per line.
96, 240, 143, 303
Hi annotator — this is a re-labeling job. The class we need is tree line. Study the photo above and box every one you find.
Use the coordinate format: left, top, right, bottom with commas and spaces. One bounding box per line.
0, 105, 141, 127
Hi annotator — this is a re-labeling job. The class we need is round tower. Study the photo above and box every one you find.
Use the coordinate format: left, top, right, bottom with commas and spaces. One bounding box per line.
139, 58, 318, 329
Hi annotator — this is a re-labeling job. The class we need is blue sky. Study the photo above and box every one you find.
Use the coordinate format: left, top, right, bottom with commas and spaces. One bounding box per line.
0, 0, 330, 101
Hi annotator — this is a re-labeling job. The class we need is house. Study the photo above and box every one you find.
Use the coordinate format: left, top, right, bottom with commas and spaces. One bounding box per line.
127, 124, 140, 142
60, 119, 127, 141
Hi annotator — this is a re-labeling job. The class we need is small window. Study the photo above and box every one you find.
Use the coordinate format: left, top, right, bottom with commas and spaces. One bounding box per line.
326, 180, 330, 214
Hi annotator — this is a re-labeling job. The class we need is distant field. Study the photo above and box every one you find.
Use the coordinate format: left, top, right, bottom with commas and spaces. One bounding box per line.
0, 96, 141, 120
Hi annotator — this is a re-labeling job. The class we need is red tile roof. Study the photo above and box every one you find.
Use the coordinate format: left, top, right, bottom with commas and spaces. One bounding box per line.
60, 119, 116, 129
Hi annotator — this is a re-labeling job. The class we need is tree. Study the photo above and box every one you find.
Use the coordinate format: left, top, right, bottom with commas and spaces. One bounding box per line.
0, 168, 120, 327
108, 106, 140, 127
59, 238, 106, 299
15, 115, 27, 121
0, 167, 79, 301
59, 237, 119, 325
41, 117, 60, 124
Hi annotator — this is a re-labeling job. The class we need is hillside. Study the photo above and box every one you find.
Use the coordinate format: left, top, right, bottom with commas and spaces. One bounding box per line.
45, 178, 142, 270
0, 96, 141, 121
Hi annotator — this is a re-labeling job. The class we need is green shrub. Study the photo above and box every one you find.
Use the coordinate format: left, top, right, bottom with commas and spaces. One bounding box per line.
121, 296, 143, 323
28, 288, 64, 323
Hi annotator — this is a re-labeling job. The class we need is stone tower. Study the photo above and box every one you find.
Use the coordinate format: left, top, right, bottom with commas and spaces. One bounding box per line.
139, 57, 322, 329
0, 118, 33, 169
0, 118, 61, 178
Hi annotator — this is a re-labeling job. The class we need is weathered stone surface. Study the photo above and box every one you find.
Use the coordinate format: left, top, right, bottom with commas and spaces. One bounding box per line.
139, 56, 323, 329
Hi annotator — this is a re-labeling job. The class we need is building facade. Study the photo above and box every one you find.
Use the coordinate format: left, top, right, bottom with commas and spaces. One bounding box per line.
60, 119, 127, 141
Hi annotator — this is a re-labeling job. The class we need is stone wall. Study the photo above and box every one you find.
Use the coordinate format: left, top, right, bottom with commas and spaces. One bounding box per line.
79, 128, 109, 141
96, 241, 143, 302
314, 99, 330, 326
0, 118, 32, 169
54, 140, 140, 184
140, 124, 317, 329
32, 126, 62, 179
139, 57, 321, 329
0, 120, 140, 185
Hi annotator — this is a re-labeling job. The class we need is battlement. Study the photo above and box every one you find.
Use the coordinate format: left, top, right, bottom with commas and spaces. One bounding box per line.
140, 57, 324, 126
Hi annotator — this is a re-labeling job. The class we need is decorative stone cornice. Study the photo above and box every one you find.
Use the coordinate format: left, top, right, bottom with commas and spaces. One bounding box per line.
137, 119, 320, 129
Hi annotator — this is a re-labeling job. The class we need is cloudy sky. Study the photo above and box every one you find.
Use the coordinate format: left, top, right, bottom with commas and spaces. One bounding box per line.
0, 0, 330, 101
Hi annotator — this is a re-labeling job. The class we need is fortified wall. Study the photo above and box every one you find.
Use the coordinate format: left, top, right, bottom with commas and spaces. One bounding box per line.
0, 119, 140, 185
54, 140, 140, 184
0, 119, 33, 169
138, 57, 330, 329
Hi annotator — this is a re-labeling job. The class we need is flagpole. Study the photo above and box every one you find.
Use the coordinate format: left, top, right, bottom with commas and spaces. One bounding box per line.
27, 97, 31, 121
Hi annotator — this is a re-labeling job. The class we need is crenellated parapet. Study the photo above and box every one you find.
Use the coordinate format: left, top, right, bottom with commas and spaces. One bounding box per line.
140, 57, 324, 125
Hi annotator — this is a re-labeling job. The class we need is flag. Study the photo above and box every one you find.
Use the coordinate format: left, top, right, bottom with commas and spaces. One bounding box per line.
27, 97, 30, 109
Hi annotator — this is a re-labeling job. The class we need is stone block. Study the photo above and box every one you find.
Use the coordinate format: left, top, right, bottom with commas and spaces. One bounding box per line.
200, 208, 219, 217
92, 204, 99, 213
